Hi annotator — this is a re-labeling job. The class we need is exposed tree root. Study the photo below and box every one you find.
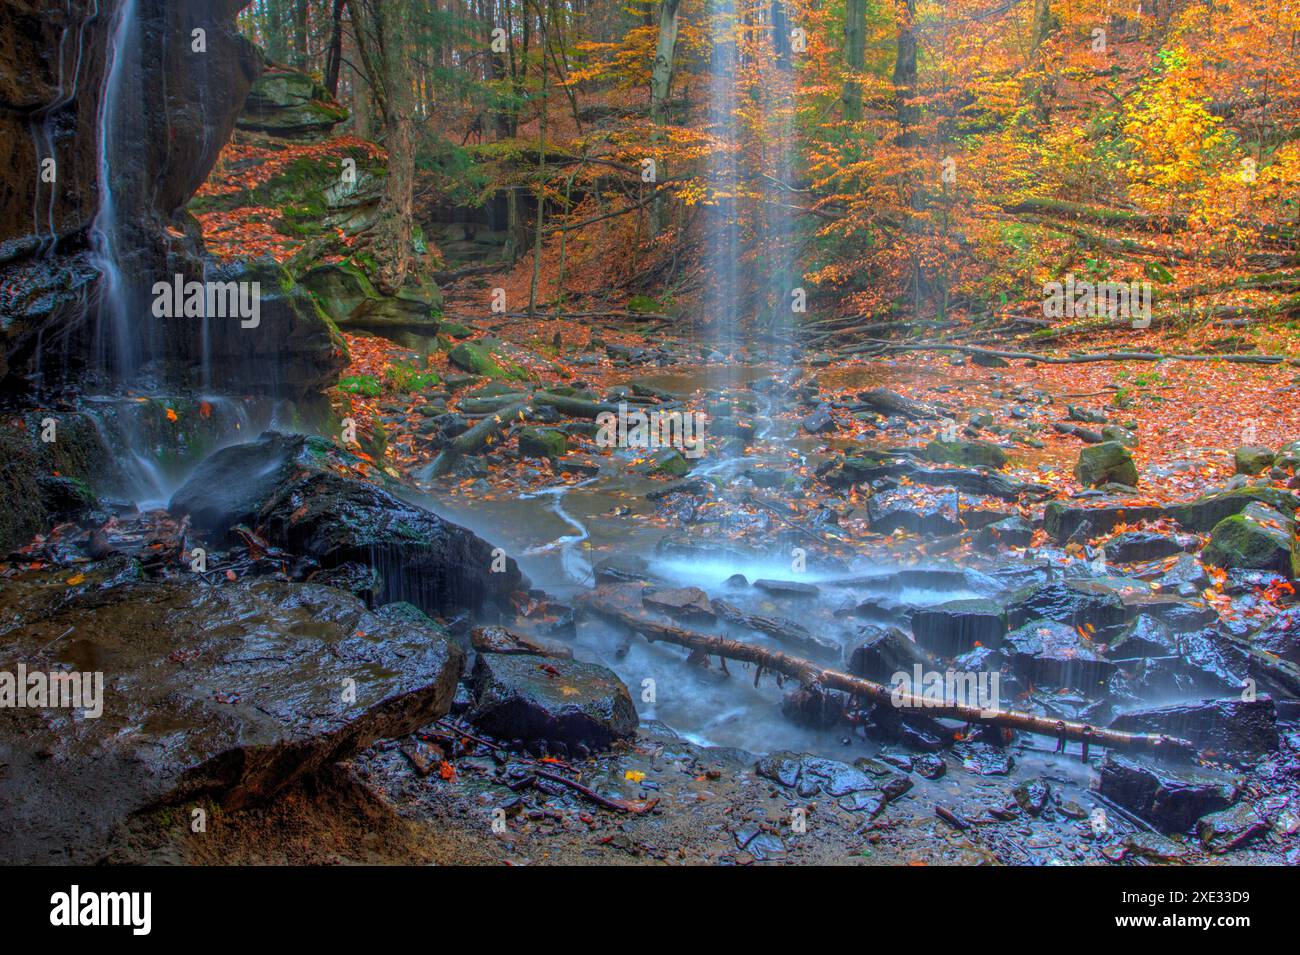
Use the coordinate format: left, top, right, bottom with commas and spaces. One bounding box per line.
580, 590, 1198, 758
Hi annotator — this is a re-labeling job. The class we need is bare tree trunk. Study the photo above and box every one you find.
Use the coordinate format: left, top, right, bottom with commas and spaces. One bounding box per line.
649, 0, 681, 235
843, 0, 866, 121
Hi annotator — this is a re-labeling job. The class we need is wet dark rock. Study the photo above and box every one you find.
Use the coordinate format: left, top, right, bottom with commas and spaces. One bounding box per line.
756, 752, 881, 800
866, 488, 962, 536
955, 741, 1013, 776
0, 576, 463, 864
1003, 620, 1114, 689
1005, 580, 1128, 639
170, 432, 341, 542
724, 573, 749, 589
171, 434, 522, 616
781, 684, 851, 728
753, 578, 820, 598
1104, 531, 1187, 564
1109, 697, 1279, 765
1252, 608, 1300, 666
1151, 553, 1210, 597
468, 653, 637, 751
1108, 615, 1176, 658
309, 562, 383, 605
1097, 753, 1237, 833
867, 705, 952, 751
470, 625, 561, 656
838, 790, 888, 815
973, 516, 1035, 551
1197, 802, 1269, 854
824, 456, 1047, 501
914, 753, 947, 779
848, 625, 933, 683
911, 598, 1006, 656
1013, 778, 1051, 815
801, 405, 836, 434
1167, 486, 1300, 533
642, 586, 715, 622
1121, 594, 1219, 633
1044, 500, 1166, 543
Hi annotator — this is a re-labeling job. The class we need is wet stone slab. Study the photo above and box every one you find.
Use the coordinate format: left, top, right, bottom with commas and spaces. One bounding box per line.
0, 571, 463, 863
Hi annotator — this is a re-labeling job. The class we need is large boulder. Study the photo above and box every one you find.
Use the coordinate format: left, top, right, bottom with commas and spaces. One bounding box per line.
468, 653, 637, 751
236, 66, 347, 140
1166, 486, 1300, 533
301, 261, 443, 330
1108, 697, 1279, 765
0, 572, 464, 864
1005, 580, 1129, 638
1074, 441, 1137, 488
1003, 620, 1114, 689
170, 432, 524, 614
911, 598, 1006, 656
1097, 753, 1237, 833
1202, 503, 1298, 577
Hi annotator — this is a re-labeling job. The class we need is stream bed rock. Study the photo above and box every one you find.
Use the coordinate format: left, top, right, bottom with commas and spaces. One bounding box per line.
0, 571, 464, 864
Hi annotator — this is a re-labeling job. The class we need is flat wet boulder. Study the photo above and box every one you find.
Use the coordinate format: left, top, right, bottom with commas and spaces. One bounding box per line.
911, 598, 1006, 656
468, 653, 637, 751
1104, 531, 1187, 564
642, 586, 715, 622
1108, 697, 1279, 765
756, 751, 887, 804
1043, 500, 1164, 543
752, 578, 820, 599
1097, 753, 1237, 833
867, 488, 962, 536
829, 457, 1047, 501
0, 576, 463, 864
1005, 580, 1129, 638
1004, 620, 1114, 689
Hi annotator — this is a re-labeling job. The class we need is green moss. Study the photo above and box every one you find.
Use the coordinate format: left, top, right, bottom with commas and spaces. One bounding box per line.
384, 363, 442, 393
339, 375, 382, 397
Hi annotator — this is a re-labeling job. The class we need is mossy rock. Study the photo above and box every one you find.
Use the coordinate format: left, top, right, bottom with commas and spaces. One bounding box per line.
1075, 441, 1137, 488
303, 261, 442, 330
921, 439, 1007, 469
339, 375, 382, 398
1234, 445, 1276, 476
448, 340, 527, 380
518, 427, 568, 459
237, 68, 349, 140
633, 448, 691, 478
1167, 487, 1300, 532
1202, 504, 1297, 576
384, 363, 442, 393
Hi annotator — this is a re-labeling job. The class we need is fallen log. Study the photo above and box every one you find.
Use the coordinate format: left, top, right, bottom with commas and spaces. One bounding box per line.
855, 340, 1294, 367
580, 590, 1197, 758
416, 401, 531, 480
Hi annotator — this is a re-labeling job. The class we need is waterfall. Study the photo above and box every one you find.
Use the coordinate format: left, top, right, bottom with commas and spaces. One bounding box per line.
705, 0, 742, 371
89, 0, 140, 380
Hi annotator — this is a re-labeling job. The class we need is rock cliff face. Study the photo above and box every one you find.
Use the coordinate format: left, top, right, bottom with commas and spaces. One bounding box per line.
0, 1, 341, 400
